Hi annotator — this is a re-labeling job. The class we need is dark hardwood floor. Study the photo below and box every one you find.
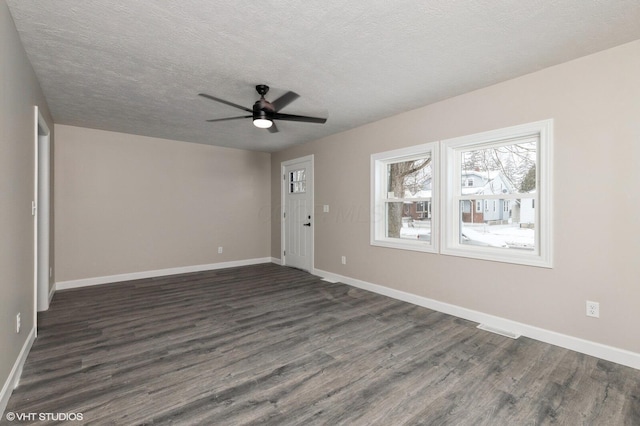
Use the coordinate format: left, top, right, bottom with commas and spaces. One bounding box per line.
3, 263, 639, 425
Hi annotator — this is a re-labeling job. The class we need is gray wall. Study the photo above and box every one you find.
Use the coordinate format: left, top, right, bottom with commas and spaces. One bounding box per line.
271, 40, 640, 354
0, 0, 53, 395
54, 125, 271, 282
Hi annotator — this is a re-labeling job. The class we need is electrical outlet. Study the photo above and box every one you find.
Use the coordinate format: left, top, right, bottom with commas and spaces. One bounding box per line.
341, 256, 346, 265
16, 313, 21, 333
586, 301, 599, 318
218, 246, 223, 254
323, 205, 329, 213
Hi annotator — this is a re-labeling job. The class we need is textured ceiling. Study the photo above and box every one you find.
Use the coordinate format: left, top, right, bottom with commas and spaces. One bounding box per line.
6, 1, 640, 152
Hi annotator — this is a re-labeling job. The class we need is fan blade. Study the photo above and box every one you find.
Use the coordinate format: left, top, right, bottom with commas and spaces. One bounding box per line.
267, 122, 279, 133
273, 112, 327, 124
206, 115, 252, 122
199, 93, 252, 113
271, 91, 300, 112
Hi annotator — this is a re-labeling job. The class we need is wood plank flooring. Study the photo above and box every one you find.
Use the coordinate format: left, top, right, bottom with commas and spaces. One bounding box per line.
3, 263, 639, 425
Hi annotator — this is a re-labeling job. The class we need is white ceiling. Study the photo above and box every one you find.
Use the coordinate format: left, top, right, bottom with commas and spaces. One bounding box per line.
7, 1, 640, 152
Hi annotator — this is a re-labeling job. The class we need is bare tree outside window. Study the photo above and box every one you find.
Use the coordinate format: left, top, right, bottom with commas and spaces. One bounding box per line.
386, 157, 431, 238
374, 119, 552, 266
461, 142, 536, 192
371, 141, 438, 253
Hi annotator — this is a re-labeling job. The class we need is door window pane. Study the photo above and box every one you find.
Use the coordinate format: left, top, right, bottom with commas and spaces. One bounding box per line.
290, 169, 306, 193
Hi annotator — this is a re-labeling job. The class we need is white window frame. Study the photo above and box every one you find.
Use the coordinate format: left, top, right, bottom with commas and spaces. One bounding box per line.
371, 142, 439, 253
441, 119, 553, 268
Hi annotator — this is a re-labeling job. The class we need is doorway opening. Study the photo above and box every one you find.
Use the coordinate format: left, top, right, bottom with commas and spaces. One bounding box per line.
34, 106, 51, 323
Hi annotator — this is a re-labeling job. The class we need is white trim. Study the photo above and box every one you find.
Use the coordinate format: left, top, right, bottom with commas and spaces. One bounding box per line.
1, 327, 36, 418
34, 106, 51, 321
281, 155, 315, 272
370, 142, 439, 253
33, 108, 38, 332
270, 257, 282, 265
313, 267, 640, 371
441, 119, 553, 268
56, 258, 272, 290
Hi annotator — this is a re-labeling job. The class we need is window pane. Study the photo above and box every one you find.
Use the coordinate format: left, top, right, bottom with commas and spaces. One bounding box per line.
386, 202, 431, 242
459, 199, 535, 251
289, 169, 306, 193
460, 141, 536, 195
386, 155, 432, 199
372, 141, 438, 253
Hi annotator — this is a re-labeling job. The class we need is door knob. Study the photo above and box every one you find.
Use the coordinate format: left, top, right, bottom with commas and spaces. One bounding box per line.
303, 222, 311, 227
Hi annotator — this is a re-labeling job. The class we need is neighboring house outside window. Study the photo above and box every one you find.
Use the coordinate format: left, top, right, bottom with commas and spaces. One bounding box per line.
371, 119, 552, 267
441, 119, 552, 267
371, 120, 553, 267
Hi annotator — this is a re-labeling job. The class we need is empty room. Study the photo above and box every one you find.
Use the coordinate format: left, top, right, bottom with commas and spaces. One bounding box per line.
2, 1, 639, 424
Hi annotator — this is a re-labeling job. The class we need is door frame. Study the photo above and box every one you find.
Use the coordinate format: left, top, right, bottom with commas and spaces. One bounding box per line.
281, 155, 314, 272
34, 106, 51, 325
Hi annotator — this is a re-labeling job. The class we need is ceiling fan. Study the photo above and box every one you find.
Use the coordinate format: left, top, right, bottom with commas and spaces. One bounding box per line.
199, 85, 327, 133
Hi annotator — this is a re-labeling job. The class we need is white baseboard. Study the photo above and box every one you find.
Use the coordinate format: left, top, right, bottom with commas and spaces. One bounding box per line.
270, 257, 282, 265
56, 257, 273, 290
314, 268, 640, 371
1, 327, 36, 418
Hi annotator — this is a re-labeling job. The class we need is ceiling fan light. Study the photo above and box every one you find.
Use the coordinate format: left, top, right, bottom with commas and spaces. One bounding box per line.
253, 118, 273, 129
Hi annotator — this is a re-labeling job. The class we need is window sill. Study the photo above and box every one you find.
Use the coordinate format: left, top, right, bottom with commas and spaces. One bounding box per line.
440, 245, 552, 268
371, 238, 437, 253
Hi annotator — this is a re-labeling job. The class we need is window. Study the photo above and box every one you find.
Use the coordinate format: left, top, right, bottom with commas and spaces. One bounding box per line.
289, 169, 306, 193
441, 119, 552, 267
370, 120, 552, 267
371, 142, 438, 252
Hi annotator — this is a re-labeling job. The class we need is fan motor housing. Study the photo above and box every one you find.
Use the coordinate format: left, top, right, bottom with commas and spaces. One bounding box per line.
254, 98, 274, 114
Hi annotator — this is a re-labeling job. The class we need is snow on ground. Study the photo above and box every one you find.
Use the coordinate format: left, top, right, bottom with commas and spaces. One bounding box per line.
462, 223, 535, 249
399, 221, 535, 250
399, 221, 431, 241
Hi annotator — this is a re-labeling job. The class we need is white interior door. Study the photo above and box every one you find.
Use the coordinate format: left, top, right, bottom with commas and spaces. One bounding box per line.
282, 156, 313, 271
